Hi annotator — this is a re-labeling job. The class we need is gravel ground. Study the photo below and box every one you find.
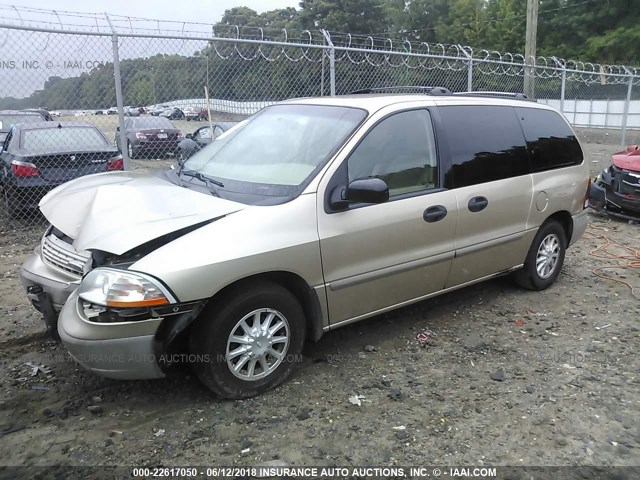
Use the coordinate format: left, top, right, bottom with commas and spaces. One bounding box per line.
0, 133, 639, 476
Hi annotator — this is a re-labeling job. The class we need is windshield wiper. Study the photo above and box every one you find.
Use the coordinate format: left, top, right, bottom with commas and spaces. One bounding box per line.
180, 169, 224, 196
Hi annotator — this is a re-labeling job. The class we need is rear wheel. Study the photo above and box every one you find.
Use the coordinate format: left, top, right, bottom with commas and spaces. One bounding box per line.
189, 282, 305, 399
515, 220, 566, 290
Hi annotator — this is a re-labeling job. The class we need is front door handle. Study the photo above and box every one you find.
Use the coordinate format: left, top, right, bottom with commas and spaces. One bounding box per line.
468, 196, 489, 212
423, 205, 447, 223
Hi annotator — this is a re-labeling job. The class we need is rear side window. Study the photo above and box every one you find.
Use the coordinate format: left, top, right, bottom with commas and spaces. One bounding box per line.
438, 106, 529, 188
515, 107, 583, 171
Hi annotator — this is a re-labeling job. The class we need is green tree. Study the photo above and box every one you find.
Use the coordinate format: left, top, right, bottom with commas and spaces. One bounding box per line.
298, 0, 387, 34
403, 0, 451, 43
436, 0, 487, 47
484, 0, 525, 52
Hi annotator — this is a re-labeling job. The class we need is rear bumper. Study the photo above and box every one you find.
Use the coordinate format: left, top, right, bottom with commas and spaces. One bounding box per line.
133, 141, 180, 151
5, 185, 52, 209
569, 209, 589, 247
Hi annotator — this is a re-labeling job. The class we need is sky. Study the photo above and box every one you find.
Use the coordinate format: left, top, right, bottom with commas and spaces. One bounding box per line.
13, 0, 301, 25
0, 0, 302, 97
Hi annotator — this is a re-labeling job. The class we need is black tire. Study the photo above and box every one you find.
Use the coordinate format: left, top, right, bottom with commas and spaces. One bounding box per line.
514, 220, 567, 291
189, 281, 306, 399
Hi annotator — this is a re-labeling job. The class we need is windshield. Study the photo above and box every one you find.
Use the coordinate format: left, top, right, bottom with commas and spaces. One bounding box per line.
0, 114, 44, 131
21, 127, 109, 152
132, 117, 174, 129
183, 104, 366, 194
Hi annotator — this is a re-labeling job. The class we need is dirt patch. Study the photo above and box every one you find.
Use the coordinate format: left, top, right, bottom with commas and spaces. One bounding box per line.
1, 141, 639, 472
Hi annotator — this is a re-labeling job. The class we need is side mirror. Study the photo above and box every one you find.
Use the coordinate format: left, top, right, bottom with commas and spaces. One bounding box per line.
330, 178, 389, 209
116, 126, 119, 131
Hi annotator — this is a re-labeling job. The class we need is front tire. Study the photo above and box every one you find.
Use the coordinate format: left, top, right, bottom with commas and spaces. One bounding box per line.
515, 220, 566, 290
189, 282, 305, 399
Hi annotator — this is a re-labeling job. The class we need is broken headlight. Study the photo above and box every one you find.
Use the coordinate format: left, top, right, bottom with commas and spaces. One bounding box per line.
78, 268, 176, 308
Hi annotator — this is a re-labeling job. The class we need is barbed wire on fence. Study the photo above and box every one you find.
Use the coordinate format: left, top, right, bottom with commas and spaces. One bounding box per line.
0, 3, 638, 84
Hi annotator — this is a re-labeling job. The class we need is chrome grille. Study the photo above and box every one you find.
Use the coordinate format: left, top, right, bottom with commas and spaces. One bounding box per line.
41, 234, 91, 277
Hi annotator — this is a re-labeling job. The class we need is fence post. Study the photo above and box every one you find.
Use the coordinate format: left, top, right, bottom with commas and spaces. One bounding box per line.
458, 45, 473, 92
560, 67, 566, 114
321, 30, 336, 96
105, 13, 130, 170
621, 68, 634, 148
321, 36, 325, 96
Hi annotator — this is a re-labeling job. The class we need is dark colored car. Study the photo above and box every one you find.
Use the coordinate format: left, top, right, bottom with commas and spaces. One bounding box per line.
24, 108, 52, 121
159, 107, 185, 120
177, 123, 238, 163
116, 116, 183, 159
0, 110, 46, 144
589, 144, 640, 220
0, 121, 123, 217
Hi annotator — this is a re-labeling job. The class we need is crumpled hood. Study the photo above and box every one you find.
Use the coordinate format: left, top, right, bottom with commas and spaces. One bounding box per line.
612, 145, 640, 172
39, 171, 243, 254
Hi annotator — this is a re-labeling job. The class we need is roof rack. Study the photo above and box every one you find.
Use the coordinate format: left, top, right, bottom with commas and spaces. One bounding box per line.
452, 91, 533, 101
350, 86, 452, 96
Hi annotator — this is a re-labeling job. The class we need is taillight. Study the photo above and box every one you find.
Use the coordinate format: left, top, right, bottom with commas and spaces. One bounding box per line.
135, 132, 147, 139
106, 155, 124, 171
177, 130, 183, 138
584, 177, 591, 209
11, 159, 40, 177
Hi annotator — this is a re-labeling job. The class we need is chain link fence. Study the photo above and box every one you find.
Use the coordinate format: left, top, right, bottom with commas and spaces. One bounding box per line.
0, 6, 638, 228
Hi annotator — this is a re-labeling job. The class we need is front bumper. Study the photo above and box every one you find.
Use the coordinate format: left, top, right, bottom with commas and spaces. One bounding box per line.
20, 250, 81, 327
58, 290, 165, 380
589, 181, 640, 219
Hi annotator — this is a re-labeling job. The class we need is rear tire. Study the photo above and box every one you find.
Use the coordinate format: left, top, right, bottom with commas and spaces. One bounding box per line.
189, 282, 305, 399
515, 220, 566, 291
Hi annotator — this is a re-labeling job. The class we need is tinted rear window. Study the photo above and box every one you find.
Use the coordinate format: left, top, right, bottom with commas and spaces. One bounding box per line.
439, 105, 529, 188
515, 107, 583, 171
0, 114, 44, 131
132, 117, 174, 129
21, 127, 109, 152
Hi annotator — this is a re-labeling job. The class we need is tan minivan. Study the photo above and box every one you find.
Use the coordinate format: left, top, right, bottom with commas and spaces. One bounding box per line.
20, 91, 590, 398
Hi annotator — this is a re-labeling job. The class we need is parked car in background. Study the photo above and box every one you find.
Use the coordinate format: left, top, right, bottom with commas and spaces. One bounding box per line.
589, 144, 640, 220
177, 122, 238, 162
149, 105, 170, 116
115, 116, 182, 159
50, 111, 62, 118
24, 108, 52, 121
183, 107, 200, 121
0, 110, 45, 144
0, 121, 122, 217
160, 107, 185, 120
107, 107, 118, 115
94, 110, 105, 115
124, 106, 141, 117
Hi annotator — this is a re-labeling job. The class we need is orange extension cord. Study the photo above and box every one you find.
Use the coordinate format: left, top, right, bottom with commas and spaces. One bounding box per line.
583, 223, 640, 300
